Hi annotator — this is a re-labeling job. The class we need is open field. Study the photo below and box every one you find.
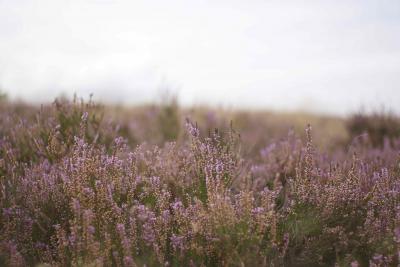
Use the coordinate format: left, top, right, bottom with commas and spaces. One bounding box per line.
0, 97, 399, 266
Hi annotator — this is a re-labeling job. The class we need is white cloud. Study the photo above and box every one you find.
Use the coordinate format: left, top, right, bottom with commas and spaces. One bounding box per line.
0, 0, 399, 115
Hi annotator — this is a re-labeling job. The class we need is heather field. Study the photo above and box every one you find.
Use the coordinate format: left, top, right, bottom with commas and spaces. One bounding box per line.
0, 96, 399, 267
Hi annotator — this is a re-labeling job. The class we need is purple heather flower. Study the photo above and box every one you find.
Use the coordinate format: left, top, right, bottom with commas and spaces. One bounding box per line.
394, 227, 400, 243
124, 256, 134, 266
170, 234, 185, 250
142, 222, 155, 245
162, 210, 170, 222
88, 225, 95, 235
71, 198, 81, 213
186, 121, 199, 137
260, 143, 276, 158
81, 112, 88, 121
251, 207, 264, 215
116, 223, 125, 233
215, 160, 224, 174
172, 201, 183, 211
3, 207, 13, 217
114, 136, 126, 147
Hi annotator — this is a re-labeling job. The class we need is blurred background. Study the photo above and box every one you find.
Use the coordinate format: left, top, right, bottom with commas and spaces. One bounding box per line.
1, 0, 399, 116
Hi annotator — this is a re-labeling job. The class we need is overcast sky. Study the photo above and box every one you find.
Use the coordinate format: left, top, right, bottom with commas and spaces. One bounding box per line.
0, 0, 399, 115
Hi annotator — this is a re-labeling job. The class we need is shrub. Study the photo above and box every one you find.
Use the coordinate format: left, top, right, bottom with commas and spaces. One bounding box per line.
347, 111, 400, 148
0, 99, 399, 266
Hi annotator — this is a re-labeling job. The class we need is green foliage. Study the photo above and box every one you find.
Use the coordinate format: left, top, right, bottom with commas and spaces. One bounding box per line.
347, 111, 400, 147
0, 90, 6, 102
157, 94, 181, 142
